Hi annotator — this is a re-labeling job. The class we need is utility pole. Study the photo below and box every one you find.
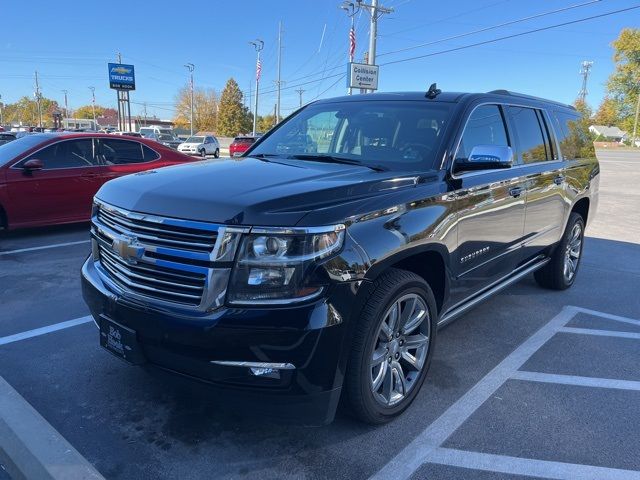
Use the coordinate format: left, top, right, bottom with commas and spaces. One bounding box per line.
275, 21, 283, 123
340, 1, 358, 95
61, 90, 69, 122
116, 52, 122, 131
578, 61, 593, 103
143, 102, 148, 127
34, 71, 43, 128
295, 88, 305, 107
184, 63, 195, 135
89, 86, 96, 130
0, 94, 3, 126
250, 39, 264, 136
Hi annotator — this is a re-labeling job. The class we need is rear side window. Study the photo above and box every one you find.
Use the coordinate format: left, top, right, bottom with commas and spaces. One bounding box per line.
99, 139, 146, 165
456, 105, 509, 162
553, 111, 596, 160
142, 144, 160, 161
507, 107, 548, 164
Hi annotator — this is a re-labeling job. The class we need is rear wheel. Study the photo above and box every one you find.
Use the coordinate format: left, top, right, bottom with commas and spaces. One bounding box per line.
345, 268, 437, 424
534, 212, 585, 290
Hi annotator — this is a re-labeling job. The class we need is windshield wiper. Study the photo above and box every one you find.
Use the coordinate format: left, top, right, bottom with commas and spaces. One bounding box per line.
287, 154, 388, 172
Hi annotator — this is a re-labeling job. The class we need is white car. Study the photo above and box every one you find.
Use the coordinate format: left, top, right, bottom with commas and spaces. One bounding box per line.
177, 135, 220, 158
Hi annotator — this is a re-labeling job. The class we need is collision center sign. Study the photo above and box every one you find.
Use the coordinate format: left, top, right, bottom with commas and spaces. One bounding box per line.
108, 63, 136, 90
347, 62, 379, 90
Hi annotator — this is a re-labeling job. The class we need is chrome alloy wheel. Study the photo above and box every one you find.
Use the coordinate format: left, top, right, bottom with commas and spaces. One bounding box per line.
370, 293, 431, 407
564, 223, 583, 282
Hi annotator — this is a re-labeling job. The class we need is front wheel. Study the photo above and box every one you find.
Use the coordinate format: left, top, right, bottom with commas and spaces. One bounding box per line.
344, 268, 437, 424
200, 149, 206, 158
534, 212, 585, 290
214, 148, 220, 158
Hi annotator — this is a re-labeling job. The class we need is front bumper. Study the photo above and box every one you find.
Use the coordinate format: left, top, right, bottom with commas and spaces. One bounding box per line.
81, 258, 362, 424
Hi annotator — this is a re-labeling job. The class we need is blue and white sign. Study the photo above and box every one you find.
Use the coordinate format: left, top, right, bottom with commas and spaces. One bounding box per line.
108, 63, 136, 91
347, 62, 379, 90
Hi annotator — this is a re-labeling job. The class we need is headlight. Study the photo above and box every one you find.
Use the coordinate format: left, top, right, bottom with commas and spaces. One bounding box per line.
227, 225, 345, 304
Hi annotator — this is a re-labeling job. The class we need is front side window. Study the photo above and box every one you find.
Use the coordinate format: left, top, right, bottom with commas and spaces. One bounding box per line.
25, 139, 97, 169
98, 139, 145, 165
455, 105, 509, 164
508, 107, 548, 164
251, 101, 452, 171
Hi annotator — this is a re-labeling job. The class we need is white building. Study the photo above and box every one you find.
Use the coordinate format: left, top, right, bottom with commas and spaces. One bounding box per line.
588, 125, 627, 143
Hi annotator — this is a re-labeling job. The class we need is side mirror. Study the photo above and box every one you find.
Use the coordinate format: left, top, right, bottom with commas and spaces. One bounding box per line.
23, 158, 44, 172
455, 145, 513, 173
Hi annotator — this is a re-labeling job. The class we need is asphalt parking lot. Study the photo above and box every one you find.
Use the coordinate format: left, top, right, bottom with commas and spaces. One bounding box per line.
1, 149, 639, 479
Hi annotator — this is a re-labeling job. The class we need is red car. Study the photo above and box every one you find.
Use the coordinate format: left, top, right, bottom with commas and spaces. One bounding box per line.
0, 133, 199, 230
228, 135, 259, 157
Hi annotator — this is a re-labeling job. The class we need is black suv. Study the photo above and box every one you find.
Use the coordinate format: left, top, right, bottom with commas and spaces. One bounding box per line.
82, 90, 599, 424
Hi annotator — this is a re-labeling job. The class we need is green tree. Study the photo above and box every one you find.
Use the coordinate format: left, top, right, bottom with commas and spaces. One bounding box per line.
2, 96, 59, 126
173, 85, 219, 132
73, 105, 116, 119
216, 78, 252, 136
606, 28, 640, 134
593, 97, 621, 127
257, 114, 276, 133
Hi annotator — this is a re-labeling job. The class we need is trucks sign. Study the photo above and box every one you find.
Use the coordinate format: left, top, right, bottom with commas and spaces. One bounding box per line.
347, 63, 379, 90
108, 63, 136, 91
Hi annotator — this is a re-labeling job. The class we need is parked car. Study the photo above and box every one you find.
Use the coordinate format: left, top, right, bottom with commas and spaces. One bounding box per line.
82, 90, 599, 425
146, 133, 182, 150
0, 132, 16, 146
0, 132, 199, 230
111, 131, 143, 138
229, 135, 259, 157
177, 135, 220, 158
139, 126, 176, 138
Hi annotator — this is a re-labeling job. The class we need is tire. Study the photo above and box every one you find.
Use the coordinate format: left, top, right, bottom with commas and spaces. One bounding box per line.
534, 212, 585, 290
214, 148, 219, 158
200, 149, 206, 158
344, 268, 438, 424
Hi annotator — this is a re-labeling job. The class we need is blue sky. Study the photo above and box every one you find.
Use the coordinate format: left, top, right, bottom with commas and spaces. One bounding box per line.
1, 0, 638, 119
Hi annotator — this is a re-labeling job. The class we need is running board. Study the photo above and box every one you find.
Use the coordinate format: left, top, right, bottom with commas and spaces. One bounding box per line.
437, 257, 550, 329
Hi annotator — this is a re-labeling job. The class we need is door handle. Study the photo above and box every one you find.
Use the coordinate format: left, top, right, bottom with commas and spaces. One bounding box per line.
509, 186, 523, 198
554, 175, 565, 185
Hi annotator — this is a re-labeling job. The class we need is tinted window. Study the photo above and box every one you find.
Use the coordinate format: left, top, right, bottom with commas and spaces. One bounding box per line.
456, 105, 509, 162
142, 144, 160, 161
99, 139, 145, 165
26, 139, 96, 169
252, 101, 452, 170
508, 107, 548, 163
553, 111, 596, 160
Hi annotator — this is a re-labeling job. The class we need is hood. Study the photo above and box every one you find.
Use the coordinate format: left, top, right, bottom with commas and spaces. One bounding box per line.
96, 156, 431, 226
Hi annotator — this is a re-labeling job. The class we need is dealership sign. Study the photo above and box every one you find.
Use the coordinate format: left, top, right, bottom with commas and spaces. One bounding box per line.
108, 63, 136, 90
347, 63, 379, 90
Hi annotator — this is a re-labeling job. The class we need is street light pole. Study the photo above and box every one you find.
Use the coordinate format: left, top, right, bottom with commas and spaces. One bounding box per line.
633, 86, 640, 148
0, 94, 3, 126
184, 63, 195, 136
89, 86, 96, 130
250, 39, 264, 136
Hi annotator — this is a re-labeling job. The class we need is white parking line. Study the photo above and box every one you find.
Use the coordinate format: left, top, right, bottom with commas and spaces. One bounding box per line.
574, 307, 640, 327
560, 327, 640, 340
0, 240, 90, 256
425, 448, 640, 480
513, 371, 640, 392
370, 306, 640, 480
0, 316, 93, 347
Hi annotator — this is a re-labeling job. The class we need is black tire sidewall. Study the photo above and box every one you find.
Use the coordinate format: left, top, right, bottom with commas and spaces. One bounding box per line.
352, 273, 437, 422
559, 213, 585, 288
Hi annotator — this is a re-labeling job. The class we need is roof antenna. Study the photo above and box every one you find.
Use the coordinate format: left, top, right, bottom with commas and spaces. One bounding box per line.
425, 83, 441, 99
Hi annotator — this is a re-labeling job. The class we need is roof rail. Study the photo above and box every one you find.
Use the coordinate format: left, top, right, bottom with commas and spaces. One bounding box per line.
487, 90, 576, 110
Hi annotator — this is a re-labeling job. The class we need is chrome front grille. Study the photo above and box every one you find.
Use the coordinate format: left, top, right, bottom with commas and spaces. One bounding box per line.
91, 199, 246, 311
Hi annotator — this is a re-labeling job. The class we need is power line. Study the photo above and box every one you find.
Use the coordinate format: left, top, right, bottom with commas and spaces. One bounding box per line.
378, 0, 603, 58
379, 5, 640, 67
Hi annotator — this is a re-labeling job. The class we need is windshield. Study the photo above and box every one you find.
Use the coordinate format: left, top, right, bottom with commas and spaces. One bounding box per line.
0, 134, 50, 166
250, 101, 452, 171
157, 134, 175, 141
186, 136, 205, 143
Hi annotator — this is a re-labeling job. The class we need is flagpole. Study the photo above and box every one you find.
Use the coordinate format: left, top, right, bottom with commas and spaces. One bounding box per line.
348, 16, 355, 96
250, 39, 263, 136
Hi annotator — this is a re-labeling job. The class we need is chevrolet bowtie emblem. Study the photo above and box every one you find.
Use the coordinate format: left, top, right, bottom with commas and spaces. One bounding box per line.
111, 235, 145, 264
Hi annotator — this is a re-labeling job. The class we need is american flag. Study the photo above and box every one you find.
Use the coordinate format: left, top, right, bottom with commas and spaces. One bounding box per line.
349, 26, 356, 62
256, 57, 262, 81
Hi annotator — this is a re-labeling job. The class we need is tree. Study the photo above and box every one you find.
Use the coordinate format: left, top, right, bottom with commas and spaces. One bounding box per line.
1, 96, 59, 126
73, 105, 116, 119
258, 114, 276, 133
216, 78, 252, 137
173, 85, 219, 132
593, 97, 620, 127
606, 28, 640, 134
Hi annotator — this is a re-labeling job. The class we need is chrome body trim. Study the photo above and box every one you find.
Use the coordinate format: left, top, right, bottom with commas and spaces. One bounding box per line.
210, 361, 296, 370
